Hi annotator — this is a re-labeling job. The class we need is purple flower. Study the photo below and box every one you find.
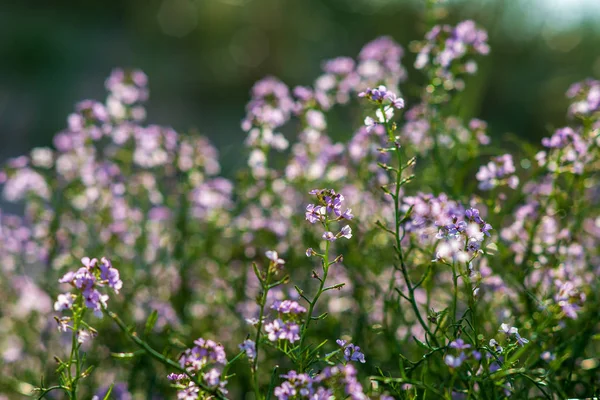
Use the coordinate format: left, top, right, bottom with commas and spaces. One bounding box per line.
489, 339, 503, 353
265, 250, 285, 265
337, 339, 366, 363
98, 257, 123, 293
83, 288, 109, 317
364, 116, 378, 133
341, 208, 354, 220
167, 373, 186, 382
271, 300, 307, 314
339, 225, 352, 239
515, 334, 529, 347
322, 231, 336, 241
476, 154, 518, 190
54, 293, 75, 312
305, 204, 325, 224
449, 338, 471, 350
344, 345, 366, 363
239, 340, 256, 361
385, 92, 405, 109
445, 353, 466, 368
265, 319, 301, 343
279, 323, 301, 343
176, 338, 228, 395
465, 208, 483, 224
499, 323, 518, 336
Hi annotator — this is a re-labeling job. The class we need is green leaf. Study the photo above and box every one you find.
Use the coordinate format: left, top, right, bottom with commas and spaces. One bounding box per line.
412, 336, 431, 351
102, 383, 114, 400
266, 365, 279, 400
144, 310, 159, 336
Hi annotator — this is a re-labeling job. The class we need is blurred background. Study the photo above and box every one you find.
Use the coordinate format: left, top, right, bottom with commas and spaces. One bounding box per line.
1, 0, 600, 175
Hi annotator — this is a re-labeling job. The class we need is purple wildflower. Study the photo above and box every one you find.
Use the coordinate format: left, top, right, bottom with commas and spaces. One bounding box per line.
449, 338, 471, 350
238, 339, 256, 361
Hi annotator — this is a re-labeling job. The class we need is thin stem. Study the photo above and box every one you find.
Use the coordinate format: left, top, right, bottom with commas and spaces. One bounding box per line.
68, 297, 83, 399
252, 265, 273, 400
451, 261, 458, 332
36, 385, 71, 399
380, 104, 439, 348
298, 234, 331, 371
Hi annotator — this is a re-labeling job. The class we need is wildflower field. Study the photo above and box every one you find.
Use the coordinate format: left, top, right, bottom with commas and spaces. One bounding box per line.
1, 6, 599, 400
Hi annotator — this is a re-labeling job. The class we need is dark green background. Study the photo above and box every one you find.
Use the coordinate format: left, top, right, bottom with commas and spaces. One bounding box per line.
1, 0, 599, 174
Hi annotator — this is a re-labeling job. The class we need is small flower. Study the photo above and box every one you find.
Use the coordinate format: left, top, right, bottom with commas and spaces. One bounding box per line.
341, 208, 354, 220
305, 204, 325, 224
305, 248, 315, 257
54, 293, 75, 312
364, 116, 377, 133
489, 339, 503, 353
271, 300, 307, 314
499, 323, 518, 336
239, 340, 256, 361
265, 319, 285, 342
385, 92, 405, 109
77, 329, 93, 344
265, 250, 285, 265
322, 231, 336, 241
541, 351, 555, 362
338, 225, 352, 239
515, 334, 529, 347
98, 257, 122, 293
337, 339, 366, 363
55, 316, 70, 332
265, 319, 301, 343
449, 338, 471, 350
167, 373, 186, 382
445, 353, 466, 368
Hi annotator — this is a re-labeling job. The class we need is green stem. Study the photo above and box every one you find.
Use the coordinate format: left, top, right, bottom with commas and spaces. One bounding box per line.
68, 298, 84, 399
298, 236, 331, 371
252, 265, 273, 400
380, 104, 439, 348
36, 385, 71, 399
451, 261, 458, 331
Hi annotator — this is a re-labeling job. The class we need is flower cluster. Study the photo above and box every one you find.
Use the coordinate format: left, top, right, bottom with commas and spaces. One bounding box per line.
170, 338, 229, 398
273, 364, 368, 400
359, 86, 405, 135
305, 189, 353, 242
476, 154, 519, 190
499, 323, 530, 347
336, 339, 366, 363
415, 20, 489, 90
2, 13, 600, 400
554, 280, 586, 319
536, 126, 590, 174
242, 76, 295, 132
444, 338, 482, 369
313, 36, 406, 110
434, 208, 493, 262
400, 104, 490, 155
238, 339, 257, 361
264, 300, 306, 344
55, 257, 122, 317
566, 78, 600, 118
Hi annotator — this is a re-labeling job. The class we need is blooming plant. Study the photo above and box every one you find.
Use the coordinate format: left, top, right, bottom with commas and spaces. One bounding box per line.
1, 6, 600, 400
